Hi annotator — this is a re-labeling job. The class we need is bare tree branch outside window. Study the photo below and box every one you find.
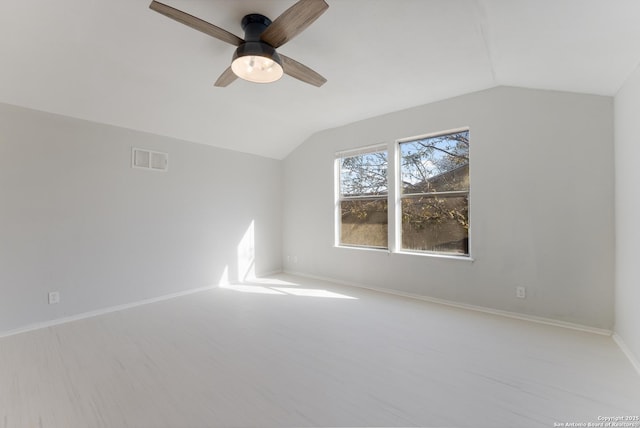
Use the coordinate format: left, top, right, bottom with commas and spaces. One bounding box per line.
339, 150, 388, 248
337, 130, 469, 255
400, 130, 470, 254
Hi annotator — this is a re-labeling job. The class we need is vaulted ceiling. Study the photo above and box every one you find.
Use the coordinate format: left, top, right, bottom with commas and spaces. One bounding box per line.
1, 0, 639, 159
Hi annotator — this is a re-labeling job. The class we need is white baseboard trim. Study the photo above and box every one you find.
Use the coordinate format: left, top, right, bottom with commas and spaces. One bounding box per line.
284, 270, 613, 336
612, 333, 640, 376
0, 284, 218, 339
254, 269, 283, 278
0, 268, 288, 339
1, 269, 617, 345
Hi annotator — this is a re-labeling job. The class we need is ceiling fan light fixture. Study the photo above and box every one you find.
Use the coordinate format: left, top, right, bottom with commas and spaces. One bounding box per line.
231, 42, 283, 84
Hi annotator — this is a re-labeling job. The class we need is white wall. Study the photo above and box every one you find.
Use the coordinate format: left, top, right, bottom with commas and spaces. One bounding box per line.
0, 103, 282, 333
283, 86, 614, 329
614, 67, 640, 362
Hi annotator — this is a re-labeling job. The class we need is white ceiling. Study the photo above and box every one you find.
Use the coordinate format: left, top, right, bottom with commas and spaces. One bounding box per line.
1, 0, 639, 159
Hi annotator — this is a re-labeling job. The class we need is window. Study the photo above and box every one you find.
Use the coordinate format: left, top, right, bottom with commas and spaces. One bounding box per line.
335, 129, 470, 257
337, 146, 388, 249
399, 130, 469, 255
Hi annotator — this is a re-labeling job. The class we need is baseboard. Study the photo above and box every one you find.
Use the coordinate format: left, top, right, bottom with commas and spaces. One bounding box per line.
612, 333, 640, 376
255, 269, 283, 278
0, 269, 289, 339
284, 270, 613, 336
0, 284, 218, 339
1, 269, 616, 344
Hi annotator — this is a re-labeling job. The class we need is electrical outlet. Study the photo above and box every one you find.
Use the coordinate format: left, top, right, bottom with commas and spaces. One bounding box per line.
48, 291, 60, 305
516, 286, 526, 299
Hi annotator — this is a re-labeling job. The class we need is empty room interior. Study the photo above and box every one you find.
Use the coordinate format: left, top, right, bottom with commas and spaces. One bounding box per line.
1, 0, 640, 426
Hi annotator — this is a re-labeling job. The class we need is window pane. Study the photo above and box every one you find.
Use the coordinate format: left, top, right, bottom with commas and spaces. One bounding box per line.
340, 199, 388, 248
401, 195, 468, 254
400, 131, 469, 193
340, 151, 388, 197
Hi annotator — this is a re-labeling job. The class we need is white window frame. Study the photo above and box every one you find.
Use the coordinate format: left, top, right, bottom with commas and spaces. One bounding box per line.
334, 127, 471, 260
334, 144, 389, 250
396, 128, 470, 257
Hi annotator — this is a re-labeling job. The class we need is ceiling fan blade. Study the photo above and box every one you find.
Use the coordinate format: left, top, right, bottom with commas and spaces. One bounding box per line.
260, 0, 329, 48
280, 55, 326, 87
149, 1, 244, 47
214, 67, 238, 87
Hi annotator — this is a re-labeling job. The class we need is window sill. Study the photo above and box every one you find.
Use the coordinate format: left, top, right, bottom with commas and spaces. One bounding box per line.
394, 250, 474, 262
334, 245, 390, 254
334, 245, 474, 262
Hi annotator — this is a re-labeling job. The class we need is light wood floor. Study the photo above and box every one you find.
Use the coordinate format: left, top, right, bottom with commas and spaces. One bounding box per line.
1, 274, 638, 427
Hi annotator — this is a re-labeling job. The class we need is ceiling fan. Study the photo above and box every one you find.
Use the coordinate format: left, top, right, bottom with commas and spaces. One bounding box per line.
149, 0, 329, 87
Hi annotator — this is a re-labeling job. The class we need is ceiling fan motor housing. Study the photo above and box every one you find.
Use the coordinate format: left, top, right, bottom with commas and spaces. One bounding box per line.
235, 13, 281, 66
241, 14, 273, 42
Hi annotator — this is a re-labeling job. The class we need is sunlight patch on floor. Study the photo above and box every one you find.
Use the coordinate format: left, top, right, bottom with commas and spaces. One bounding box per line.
271, 287, 357, 299
220, 277, 357, 299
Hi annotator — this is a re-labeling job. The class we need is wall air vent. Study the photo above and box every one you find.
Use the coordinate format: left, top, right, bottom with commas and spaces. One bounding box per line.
132, 148, 168, 172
